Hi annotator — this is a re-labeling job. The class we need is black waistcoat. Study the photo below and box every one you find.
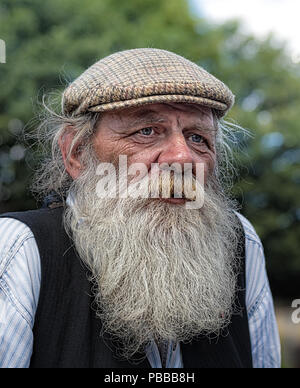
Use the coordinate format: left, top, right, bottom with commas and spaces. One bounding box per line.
0, 207, 253, 368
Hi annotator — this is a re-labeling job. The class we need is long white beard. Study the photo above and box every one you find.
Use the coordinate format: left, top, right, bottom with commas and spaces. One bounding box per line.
63, 163, 242, 360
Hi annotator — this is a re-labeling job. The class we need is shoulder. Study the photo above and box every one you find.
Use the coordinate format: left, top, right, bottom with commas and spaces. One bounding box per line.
0, 207, 65, 248
235, 212, 266, 272
234, 213, 281, 367
235, 211, 264, 248
0, 217, 41, 326
0, 217, 36, 266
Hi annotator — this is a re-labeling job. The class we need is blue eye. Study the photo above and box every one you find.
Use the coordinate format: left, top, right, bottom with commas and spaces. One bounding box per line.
139, 127, 154, 136
190, 134, 204, 143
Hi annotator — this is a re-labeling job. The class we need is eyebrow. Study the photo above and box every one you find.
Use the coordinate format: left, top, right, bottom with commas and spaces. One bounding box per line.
125, 109, 167, 128
184, 123, 217, 134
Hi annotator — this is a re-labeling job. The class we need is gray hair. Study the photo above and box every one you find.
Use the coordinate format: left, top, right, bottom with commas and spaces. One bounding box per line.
29, 97, 101, 202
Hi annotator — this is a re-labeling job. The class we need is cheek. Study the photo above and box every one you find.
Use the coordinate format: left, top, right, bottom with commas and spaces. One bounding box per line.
194, 152, 216, 184
93, 135, 135, 164
93, 135, 157, 172
92, 135, 113, 162
207, 153, 217, 175
126, 149, 157, 172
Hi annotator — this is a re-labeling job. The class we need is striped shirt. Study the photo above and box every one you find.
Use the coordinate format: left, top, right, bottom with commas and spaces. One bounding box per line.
0, 212, 281, 368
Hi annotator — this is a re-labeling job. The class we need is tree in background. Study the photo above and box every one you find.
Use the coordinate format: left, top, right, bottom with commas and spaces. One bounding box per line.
0, 0, 299, 298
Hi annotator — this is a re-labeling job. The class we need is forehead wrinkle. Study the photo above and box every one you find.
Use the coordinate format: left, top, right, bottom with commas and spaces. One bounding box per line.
165, 102, 213, 119
102, 109, 168, 135
123, 109, 168, 128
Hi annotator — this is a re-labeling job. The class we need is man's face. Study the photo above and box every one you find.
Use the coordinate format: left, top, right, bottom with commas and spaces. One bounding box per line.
92, 103, 217, 202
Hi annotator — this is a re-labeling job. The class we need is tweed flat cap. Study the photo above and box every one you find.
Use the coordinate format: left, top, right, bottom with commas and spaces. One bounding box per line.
63, 48, 234, 118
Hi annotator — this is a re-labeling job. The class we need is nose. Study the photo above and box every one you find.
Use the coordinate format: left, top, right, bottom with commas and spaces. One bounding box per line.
157, 133, 194, 168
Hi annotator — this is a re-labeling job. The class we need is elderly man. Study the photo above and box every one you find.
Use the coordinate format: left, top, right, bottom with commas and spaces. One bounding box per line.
0, 48, 280, 368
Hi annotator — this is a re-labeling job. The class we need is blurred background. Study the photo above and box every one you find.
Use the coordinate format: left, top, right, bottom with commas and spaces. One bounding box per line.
0, 0, 299, 367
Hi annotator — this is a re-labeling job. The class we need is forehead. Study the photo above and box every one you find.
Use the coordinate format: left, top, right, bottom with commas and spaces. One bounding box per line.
101, 103, 214, 127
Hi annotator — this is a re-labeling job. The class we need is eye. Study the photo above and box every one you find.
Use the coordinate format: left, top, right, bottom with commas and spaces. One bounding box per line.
139, 127, 154, 136
189, 134, 205, 144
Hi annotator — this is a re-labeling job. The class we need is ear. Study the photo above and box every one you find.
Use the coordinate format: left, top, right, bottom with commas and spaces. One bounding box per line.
58, 127, 82, 180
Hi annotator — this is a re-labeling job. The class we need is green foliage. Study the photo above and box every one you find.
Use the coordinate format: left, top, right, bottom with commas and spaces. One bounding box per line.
0, 0, 299, 297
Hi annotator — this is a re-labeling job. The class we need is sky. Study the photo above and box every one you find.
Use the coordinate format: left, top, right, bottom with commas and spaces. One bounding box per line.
190, 0, 300, 63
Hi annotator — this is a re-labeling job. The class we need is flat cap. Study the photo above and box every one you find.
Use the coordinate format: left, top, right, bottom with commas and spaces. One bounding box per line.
63, 48, 234, 118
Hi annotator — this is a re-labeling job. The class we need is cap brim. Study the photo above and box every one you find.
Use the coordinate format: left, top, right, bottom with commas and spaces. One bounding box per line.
85, 94, 230, 118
